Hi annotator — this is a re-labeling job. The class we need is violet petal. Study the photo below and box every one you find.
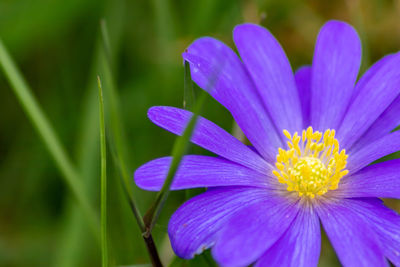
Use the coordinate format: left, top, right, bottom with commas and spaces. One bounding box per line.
316, 200, 387, 266
233, 23, 303, 134
255, 204, 321, 267
335, 159, 400, 199
134, 155, 276, 191
168, 187, 269, 259
338, 52, 400, 149
311, 20, 361, 131
346, 198, 400, 266
148, 106, 271, 173
295, 66, 312, 127
351, 93, 400, 151
212, 195, 299, 267
183, 37, 282, 161
347, 131, 400, 174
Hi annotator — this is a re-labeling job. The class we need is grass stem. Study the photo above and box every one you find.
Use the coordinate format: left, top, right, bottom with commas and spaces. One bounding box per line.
98, 76, 109, 267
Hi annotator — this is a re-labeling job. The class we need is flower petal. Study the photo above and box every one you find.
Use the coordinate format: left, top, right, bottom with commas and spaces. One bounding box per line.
311, 20, 361, 131
295, 66, 312, 127
316, 200, 387, 267
336, 159, 400, 199
347, 131, 400, 174
147, 106, 271, 173
134, 155, 276, 191
212, 195, 299, 267
351, 55, 395, 98
338, 52, 400, 149
346, 198, 400, 266
351, 94, 400, 151
168, 187, 269, 259
233, 23, 303, 133
183, 37, 282, 161
255, 204, 320, 267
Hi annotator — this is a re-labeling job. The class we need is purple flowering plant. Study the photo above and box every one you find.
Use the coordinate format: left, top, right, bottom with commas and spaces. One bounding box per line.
135, 20, 400, 266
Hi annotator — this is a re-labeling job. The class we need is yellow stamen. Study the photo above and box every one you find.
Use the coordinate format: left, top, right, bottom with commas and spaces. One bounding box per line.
273, 127, 348, 199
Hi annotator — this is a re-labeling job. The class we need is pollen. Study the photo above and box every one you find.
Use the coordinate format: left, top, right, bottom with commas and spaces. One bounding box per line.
272, 127, 349, 198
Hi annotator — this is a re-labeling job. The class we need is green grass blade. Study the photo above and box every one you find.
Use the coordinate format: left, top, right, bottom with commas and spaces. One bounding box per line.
0, 38, 100, 240
143, 90, 207, 233
100, 19, 113, 68
182, 61, 202, 201
98, 76, 109, 267
143, 60, 221, 234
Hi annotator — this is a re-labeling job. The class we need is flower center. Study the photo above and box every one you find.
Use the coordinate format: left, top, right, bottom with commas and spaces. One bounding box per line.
272, 127, 349, 198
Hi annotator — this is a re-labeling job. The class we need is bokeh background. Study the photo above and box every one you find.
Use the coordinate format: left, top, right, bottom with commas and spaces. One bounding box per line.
1, 0, 400, 266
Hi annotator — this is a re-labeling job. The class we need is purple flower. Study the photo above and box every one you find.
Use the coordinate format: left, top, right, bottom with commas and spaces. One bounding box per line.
135, 20, 400, 266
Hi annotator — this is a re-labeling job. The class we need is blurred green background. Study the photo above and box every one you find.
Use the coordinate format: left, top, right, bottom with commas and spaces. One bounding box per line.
0, 0, 399, 266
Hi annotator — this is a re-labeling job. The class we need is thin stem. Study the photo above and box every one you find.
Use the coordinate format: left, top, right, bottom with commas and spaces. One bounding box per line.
100, 20, 146, 231
99, 20, 161, 265
118, 169, 162, 266
143, 235, 163, 267
0, 38, 100, 241
98, 77, 109, 267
